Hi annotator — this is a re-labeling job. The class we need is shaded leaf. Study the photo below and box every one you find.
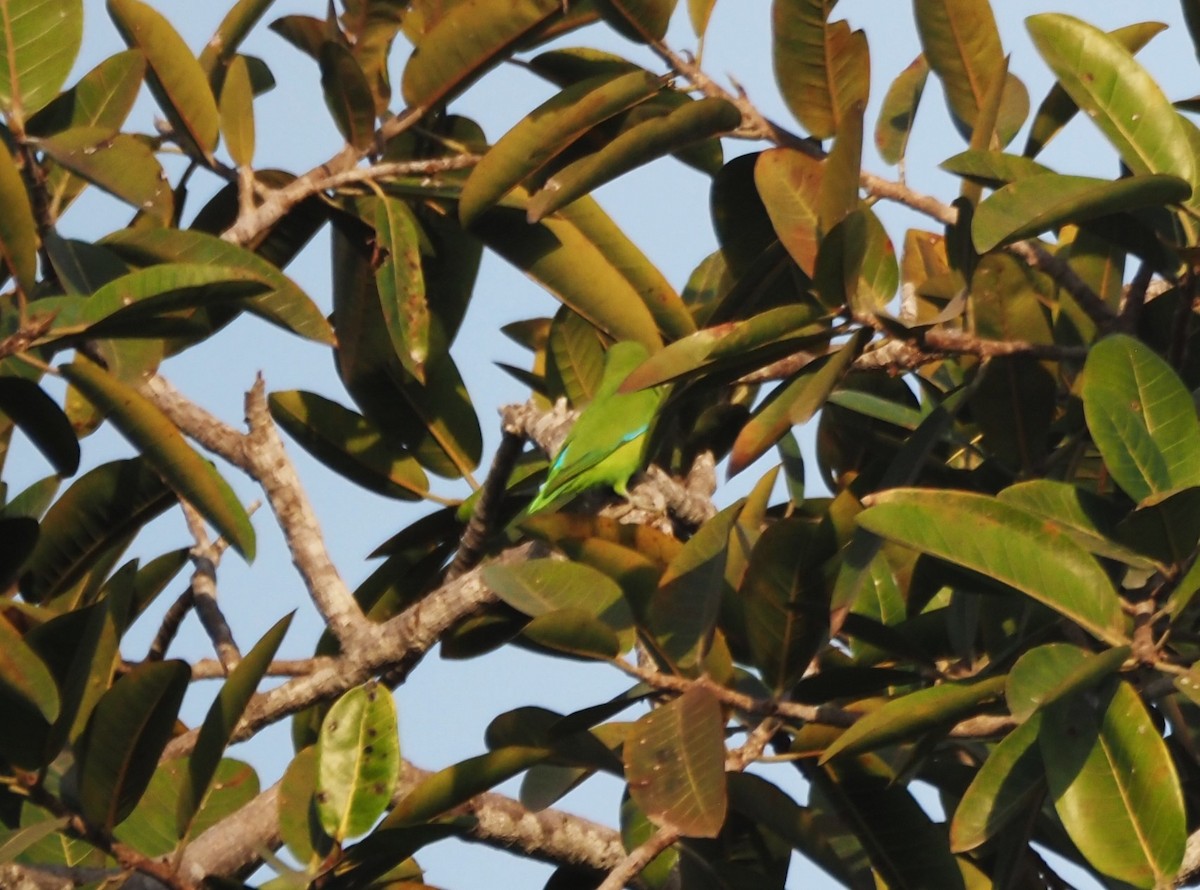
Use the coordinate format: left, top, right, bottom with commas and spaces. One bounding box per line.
37, 128, 174, 224
373, 196, 429, 382
1006, 643, 1129, 723
20, 458, 174, 603
1081, 334, 1200, 503
269, 390, 430, 500
876, 55, 928, 165
0, 137, 38, 293
278, 746, 333, 866
320, 40, 375, 151
0, 610, 59, 723
0, 377, 79, 475
60, 356, 255, 559
949, 716, 1043, 852
177, 614, 292, 839
756, 146, 823, 276
625, 685, 726, 838
857, 489, 1127, 645
108, 0, 220, 161
595, 0, 676, 42
77, 660, 190, 831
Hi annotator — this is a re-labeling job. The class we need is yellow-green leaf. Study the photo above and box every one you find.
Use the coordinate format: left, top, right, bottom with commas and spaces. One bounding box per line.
219, 54, 255, 167
108, 0, 220, 161
0, 0, 82, 119
0, 137, 38, 293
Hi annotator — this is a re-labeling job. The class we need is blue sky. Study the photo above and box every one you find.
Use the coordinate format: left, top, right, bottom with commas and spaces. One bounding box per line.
32, 2, 1199, 887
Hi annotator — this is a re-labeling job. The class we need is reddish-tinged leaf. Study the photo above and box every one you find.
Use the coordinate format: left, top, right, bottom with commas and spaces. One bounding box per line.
876, 55, 928, 164
625, 686, 727, 838
0, 611, 59, 723
373, 197, 429, 383
756, 146, 823, 275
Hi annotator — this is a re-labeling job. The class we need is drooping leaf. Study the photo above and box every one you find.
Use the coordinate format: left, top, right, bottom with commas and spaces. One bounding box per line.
77, 660, 190, 831
1081, 334, 1200, 503
1040, 681, 1185, 888
60, 356, 255, 560
108, 0, 220, 161
875, 54, 928, 165
0, 377, 79, 475
316, 682, 401, 842
177, 614, 293, 839
0, 137, 39, 293
624, 685, 727, 838
373, 196, 429, 382
219, 54, 255, 167
972, 173, 1191, 253
1026, 14, 1195, 183
772, 0, 869, 140
459, 70, 661, 226
269, 390, 430, 500
0, 0, 83, 119
401, 0, 563, 108
1024, 21, 1167, 158
527, 97, 741, 222
857, 489, 1127, 645
37, 128, 174, 223
20, 458, 174, 604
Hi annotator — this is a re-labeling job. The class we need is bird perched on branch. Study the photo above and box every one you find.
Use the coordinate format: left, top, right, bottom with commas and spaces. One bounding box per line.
525, 340, 665, 514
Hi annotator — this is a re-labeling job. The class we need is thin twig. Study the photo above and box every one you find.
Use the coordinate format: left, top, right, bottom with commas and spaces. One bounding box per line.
181, 501, 242, 672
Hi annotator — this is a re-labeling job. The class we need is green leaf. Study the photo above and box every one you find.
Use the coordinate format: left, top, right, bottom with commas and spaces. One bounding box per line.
755, 146, 823, 276
373, 196, 429, 383
729, 333, 862, 476
382, 746, 552, 829
1040, 681, 1185, 888
949, 716, 1043, 852
401, 0, 562, 108
108, 0, 220, 161
0, 815, 70, 864
915, 0, 1010, 138
316, 682, 401, 842
1081, 334, 1200, 503
595, 0, 677, 42
319, 40, 375, 151
0, 136, 38, 294
875, 54, 928, 165
198, 0, 279, 78
821, 676, 1006, 762
60, 356, 255, 560
77, 660, 190, 831
857, 489, 1127, 645
103, 227, 334, 345
177, 614, 293, 839
20, 458, 174, 604
972, 173, 1190, 253
940, 149, 1053, 187
772, 1, 870, 140
459, 70, 661, 227
0, 611, 59, 723
278, 746, 332, 867
0, 377, 78, 475
521, 608, 621, 660
37, 128, 174, 223
1006, 643, 1129, 723
527, 97, 741, 222
624, 685, 727, 838
483, 559, 634, 650
1024, 21, 1167, 158
268, 390, 430, 500
742, 518, 831, 693
1026, 14, 1195, 183
548, 308, 605, 406
219, 54, 255, 167
26, 48, 145, 137
0, 0, 82, 119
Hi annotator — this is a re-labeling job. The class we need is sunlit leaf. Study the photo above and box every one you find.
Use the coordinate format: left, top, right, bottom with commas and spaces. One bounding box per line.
876, 54, 928, 165
0, 0, 82, 119
0, 137, 38, 293
373, 196, 429, 382
219, 54, 255, 167
756, 146, 823, 276
858, 489, 1127, 645
37, 128, 174, 223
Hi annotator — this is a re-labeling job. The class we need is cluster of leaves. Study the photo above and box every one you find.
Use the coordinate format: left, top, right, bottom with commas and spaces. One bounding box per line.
5, 0, 1200, 887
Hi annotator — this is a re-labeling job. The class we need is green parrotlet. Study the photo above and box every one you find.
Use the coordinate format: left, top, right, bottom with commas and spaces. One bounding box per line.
525, 340, 665, 514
